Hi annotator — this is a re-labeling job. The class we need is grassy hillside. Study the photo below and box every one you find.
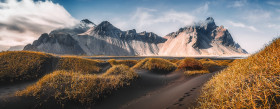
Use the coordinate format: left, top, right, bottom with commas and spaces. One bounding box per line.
0, 51, 53, 82
132, 58, 177, 74
184, 70, 209, 76
57, 57, 103, 74
17, 65, 138, 105
0, 51, 110, 83
178, 58, 203, 71
168, 59, 180, 63
198, 38, 280, 108
108, 59, 138, 67
198, 58, 233, 72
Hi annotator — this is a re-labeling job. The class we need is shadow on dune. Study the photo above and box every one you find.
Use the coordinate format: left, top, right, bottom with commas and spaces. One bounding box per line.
90, 70, 185, 109
0, 70, 183, 109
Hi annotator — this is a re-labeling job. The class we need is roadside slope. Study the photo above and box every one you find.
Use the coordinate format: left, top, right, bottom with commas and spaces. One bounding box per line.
198, 38, 280, 108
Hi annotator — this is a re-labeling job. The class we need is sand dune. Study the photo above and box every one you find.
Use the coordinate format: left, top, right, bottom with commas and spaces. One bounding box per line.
0, 65, 223, 109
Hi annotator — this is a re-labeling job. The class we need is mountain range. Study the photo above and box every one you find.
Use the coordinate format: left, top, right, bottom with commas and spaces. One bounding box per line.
23, 17, 247, 56
159, 17, 247, 56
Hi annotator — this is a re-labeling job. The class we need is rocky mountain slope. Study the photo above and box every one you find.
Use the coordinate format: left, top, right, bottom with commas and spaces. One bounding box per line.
24, 19, 166, 56
24, 17, 247, 56
158, 17, 247, 56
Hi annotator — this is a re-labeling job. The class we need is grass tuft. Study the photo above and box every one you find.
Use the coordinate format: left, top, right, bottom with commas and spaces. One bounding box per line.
184, 70, 210, 76
178, 58, 203, 71
198, 38, 280, 108
0, 51, 53, 82
56, 57, 103, 74
168, 59, 180, 63
107, 59, 138, 67
132, 58, 177, 74
104, 65, 138, 81
17, 65, 138, 105
214, 59, 234, 66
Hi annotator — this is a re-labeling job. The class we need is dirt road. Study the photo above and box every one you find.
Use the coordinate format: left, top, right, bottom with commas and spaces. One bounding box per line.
121, 72, 215, 109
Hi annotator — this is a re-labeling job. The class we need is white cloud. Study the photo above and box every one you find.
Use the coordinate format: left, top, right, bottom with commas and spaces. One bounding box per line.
228, 21, 258, 32
112, 8, 195, 36
0, 0, 78, 50
228, 0, 247, 8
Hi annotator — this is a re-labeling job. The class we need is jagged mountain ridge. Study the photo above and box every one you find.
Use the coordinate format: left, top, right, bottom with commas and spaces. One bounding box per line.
24, 19, 166, 56
158, 17, 247, 56
24, 17, 247, 56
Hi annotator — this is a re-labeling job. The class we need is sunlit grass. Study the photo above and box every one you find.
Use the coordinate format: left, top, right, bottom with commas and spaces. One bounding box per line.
57, 57, 103, 74
107, 59, 138, 67
178, 58, 203, 71
132, 58, 177, 74
17, 65, 138, 105
0, 51, 109, 83
199, 58, 219, 70
0, 51, 53, 82
214, 59, 234, 66
184, 70, 210, 76
198, 38, 280, 108
168, 59, 180, 63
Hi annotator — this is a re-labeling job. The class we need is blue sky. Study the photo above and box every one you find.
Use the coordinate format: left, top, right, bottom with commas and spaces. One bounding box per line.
0, 0, 280, 53
46, 0, 280, 53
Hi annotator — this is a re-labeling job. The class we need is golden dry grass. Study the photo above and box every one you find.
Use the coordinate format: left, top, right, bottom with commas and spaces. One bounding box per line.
132, 58, 177, 74
168, 59, 180, 63
198, 38, 280, 108
56, 57, 103, 74
17, 65, 138, 105
0, 51, 53, 82
199, 59, 219, 68
214, 59, 234, 66
104, 65, 138, 77
107, 59, 138, 67
0, 51, 108, 83
184, 70, 210, 76
178, 58, 203, 71
199, 58, 222, 72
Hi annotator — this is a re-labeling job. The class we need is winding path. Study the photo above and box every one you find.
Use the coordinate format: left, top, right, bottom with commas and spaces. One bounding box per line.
121, 72, 216, 109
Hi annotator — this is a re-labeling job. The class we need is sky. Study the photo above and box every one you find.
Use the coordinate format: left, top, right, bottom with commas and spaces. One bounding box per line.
0, 0, 280, 53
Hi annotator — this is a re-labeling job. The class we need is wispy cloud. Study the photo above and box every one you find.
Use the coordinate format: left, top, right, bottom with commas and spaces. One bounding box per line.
228, 0, 247, 8
268, 24, 280, 29
112, 8, 195, 36
0, 0, 78, 49
228, 21, 258, 32
267, 1, 280, 6
193, 2, 209, 15
112, 2, 213, 36
243, 9, 271, 22
276, 9, 280, 12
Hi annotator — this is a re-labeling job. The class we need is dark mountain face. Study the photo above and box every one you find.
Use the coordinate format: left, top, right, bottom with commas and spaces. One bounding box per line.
86, 21, 166, 44
81, 19, 95, 25
24, 33, 85, 55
